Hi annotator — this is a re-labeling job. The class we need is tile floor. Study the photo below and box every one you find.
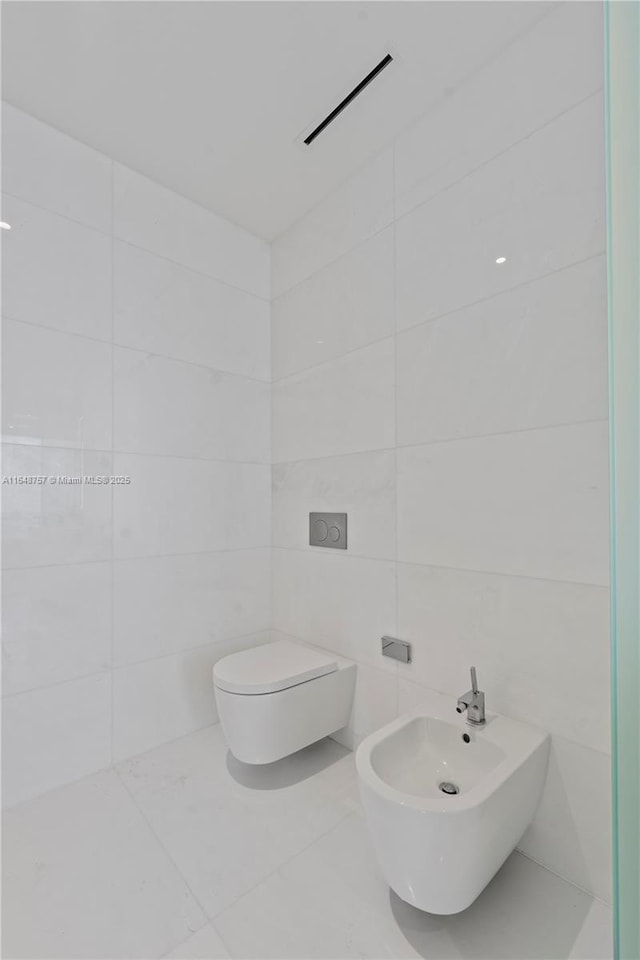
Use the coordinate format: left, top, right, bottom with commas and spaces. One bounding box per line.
2, 725, 613, 960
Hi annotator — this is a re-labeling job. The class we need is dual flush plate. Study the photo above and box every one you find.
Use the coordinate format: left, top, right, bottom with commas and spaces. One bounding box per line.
309, 512, 347, 550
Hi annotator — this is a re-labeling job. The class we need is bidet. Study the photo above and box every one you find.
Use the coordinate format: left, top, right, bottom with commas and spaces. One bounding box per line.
356, 689, 549, 914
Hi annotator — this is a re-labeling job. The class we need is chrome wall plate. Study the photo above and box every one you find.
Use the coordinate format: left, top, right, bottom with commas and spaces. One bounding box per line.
381, 636, 412, 663
309, 512, 347, 549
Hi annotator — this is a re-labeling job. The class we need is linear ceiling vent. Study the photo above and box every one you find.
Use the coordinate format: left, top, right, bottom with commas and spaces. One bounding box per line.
303, 53, 394, 146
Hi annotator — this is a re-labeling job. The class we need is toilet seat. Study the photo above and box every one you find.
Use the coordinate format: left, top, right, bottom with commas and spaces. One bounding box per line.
214, 640, 338, 695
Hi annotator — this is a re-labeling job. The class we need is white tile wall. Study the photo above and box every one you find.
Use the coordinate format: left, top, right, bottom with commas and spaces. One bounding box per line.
396, 256, 608, 446
272, 549, 396, 668
270, 6, 610, 904
518, 736, 612, 904
112, 632, 273, 760
113, 164, 270, 299
272, 227, 395, 381
397, 421, 610, 586
112, 455, 270, 558
1, 193, 112, 340
113, 550, 271, 665
395, 563, 610, 755
395, 93, 605, 333
3, 319, 113, 450
2, 104, 271, 804
2, 673, 112, 807
1, 444, 113, 569
2, 563, 112, 696
272, 450, 396, 560
394, 2, 604, 219
271, 147, 394, 297
113, 348, 270, 462
113, 241, 270, 380
272, 337, 395, 463
1, 102, 112, 232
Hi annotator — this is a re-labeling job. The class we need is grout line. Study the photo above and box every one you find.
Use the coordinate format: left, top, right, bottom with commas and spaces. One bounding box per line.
271, 87, 603, 303
391, 250, 607, 339
271, 221, 393, 307
115, 766, 213, 931
208, 806, 357, 925
112, 727, 358, 930
269, 0, 557, 275
2, 544, 609, 591
1, 190, 270, 304
1, 628, 272, 701
392, 86, 604, 230
270, 414, 608, 468
110, 158, 116, 766
1, 313, 271, 385
270, 250, 606, 385
514, 848, 613, 908
271, 544, 610, 591
1, 545, 271, 572
1, 437, 272, 467
392, 140, 400, 720
272, 328, 396, 386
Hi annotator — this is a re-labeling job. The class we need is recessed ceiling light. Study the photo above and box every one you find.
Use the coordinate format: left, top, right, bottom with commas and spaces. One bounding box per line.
495, 256, 506, 264
316, 339, 325, 345
0, 222, 11, 230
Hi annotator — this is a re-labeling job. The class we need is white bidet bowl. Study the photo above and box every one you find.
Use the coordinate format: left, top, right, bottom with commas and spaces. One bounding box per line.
356, 694, 549, 915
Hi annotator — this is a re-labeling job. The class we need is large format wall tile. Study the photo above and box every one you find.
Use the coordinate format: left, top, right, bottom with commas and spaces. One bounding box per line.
396, 256, 607, 446
1, 103, 112, 233
272, 338, 395, 463
272, 548, 396, 667
271, 148, 394, 297
396, 562, 610, 754
2, 562, 112, 696
113, 637, 270, 760
395, 93, 605, 332
113, 164, 269, 299
113, 454, 270, 558
3, 319, 113, 450
1, 195, 112, 341
518, 735, 612, 904
114, 348, 270, 463
272, 227, 394, 380
272, 450, 395, 561
397, 421, 609, 586
2, 444, 113, 569
2, 106, 272, 804
113, 241, 270, 380
114, 549, 271, 664
2, 673, 111, 807
395, 2, 604, 219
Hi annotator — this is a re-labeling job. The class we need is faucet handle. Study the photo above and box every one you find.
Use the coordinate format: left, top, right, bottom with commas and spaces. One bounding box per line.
470, 666, 479, 693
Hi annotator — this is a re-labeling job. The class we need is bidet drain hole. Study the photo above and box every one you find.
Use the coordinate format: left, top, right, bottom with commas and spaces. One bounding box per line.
438, 781, 460, 795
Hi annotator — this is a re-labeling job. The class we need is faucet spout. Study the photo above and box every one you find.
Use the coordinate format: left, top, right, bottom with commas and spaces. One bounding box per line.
456, 667, 486, 725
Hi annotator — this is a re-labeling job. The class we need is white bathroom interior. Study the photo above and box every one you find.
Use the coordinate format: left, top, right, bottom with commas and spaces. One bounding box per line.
0, 1, 624, 958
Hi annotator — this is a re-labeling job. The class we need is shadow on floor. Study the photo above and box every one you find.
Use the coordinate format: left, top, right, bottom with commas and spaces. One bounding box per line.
389, 851, 596, 960
226, 736, 350, 790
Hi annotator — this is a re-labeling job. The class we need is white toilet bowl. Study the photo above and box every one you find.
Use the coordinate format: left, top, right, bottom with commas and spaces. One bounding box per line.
213, 639, 356, 764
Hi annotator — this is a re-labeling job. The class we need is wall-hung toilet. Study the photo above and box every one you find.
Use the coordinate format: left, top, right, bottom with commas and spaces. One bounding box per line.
213, 640, 356, 764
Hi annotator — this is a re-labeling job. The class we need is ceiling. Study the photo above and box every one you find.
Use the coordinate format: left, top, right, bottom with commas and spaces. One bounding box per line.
2, 1, 549, 240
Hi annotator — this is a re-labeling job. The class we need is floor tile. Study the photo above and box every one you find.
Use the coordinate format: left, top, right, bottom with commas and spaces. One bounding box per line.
1, 769, 205, 959
117, 726, 358, 918
215, 813, 612, 960
163, 922, 230, 959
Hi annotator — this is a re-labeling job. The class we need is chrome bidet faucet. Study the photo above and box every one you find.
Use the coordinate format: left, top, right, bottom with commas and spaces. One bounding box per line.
456, 666, 486, 725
